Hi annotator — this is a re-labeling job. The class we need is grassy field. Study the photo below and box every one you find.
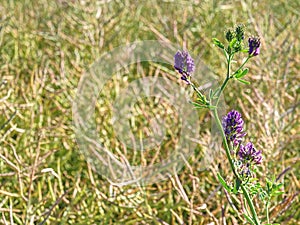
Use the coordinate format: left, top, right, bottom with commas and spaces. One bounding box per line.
0, 0, 299, 224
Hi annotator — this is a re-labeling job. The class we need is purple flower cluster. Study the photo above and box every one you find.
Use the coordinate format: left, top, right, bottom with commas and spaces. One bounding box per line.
222, 110, 246, 146
223, 110, 263, 176
248, 37, 261, 56
239, 142, 262, 165
174, 50, 194, 83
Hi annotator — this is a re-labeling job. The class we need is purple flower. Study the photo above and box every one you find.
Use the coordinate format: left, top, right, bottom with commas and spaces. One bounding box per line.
238, 142, 262, 165
248, 37, 260, 56
222, 110, 246, 146
174, 51, 195, 83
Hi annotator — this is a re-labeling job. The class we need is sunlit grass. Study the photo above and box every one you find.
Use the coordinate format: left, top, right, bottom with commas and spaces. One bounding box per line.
0, 0, 299, 224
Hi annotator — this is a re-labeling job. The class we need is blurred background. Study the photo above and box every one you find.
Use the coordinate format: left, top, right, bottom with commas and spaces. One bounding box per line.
0, 0, 299, 224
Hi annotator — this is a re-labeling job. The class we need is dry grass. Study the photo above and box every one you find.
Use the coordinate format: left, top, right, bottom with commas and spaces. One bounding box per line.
0, 0, 299, 224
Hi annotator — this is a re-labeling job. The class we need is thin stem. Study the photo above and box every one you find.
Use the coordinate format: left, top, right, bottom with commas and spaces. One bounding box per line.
215, 77, 229, 107
241, 185, 260, 225
211, 52, 260, 225
215, 54, 232, 106
213, 108, 260, 225
0, 110, 17, 130
190, 82, 204, 99
266, 200, 270, 224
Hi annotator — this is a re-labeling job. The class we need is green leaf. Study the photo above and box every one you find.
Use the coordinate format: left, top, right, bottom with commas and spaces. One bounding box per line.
274, 183, 283, 190
236, 68, 249, 78
233, 178, 241, 194
190, 101, 209, 109
193, 106, 208, 109
272, 191, 284, 196
196, 95, 208, 105
190, 101, 206, 108
236, 78, 250, 85
258, 190, 267, 201
234, 69, 242, 77
209, 89, 213, 99
212, 87, 221, 99
266, 178, 272, 193
212, 38, 224, 49
243, 214, 256, 225
217, 173, 231, 193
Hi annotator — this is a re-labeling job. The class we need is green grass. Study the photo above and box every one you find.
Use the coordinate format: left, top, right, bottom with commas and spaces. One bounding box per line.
0, 0, 299, 224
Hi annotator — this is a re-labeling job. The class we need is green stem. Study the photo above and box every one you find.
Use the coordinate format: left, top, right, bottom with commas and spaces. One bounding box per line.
215, 76, 229, 106
211, 53, 260, 225
266, 200, 270, 224
190, 82, 204, 99
215, 54, 232, 106
241, 185, 260, 225
213, 108, 260, 225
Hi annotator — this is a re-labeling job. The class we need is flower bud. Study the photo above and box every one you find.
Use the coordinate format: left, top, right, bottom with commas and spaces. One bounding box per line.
248, 37, 261, 56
